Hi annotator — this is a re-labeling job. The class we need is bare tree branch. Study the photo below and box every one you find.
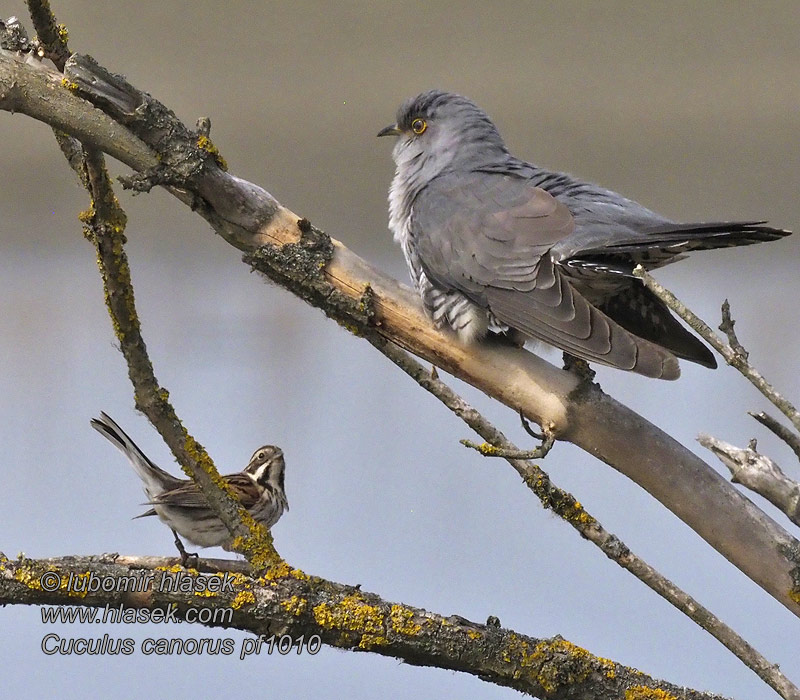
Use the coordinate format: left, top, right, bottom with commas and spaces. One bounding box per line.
634, 264, 800, 534
82, 161, 281, 569
0, 552, 732, 700
25, 0, 70, 70
751, 411, 800, 464
372, 338, 800, 698
460, 434, 556, 460
633, 266, 800, 434
720, 299, 750, 362
699, 434, 800, 529
17, 5, 280, 570
1, 43, 797, 619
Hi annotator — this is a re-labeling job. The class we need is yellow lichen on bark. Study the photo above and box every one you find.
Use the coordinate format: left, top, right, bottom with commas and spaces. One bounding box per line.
231, 590, 256, 610
312, 594, 388, 649
389, 604, 421, 636
625, 687, 678, 700
503, 634, 617, 694
196, 135, 228, 171
260, 561, 309, 584
281, 595, 307, 617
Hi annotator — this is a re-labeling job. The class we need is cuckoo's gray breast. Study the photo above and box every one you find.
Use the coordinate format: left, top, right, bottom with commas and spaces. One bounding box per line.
379, 89, 790, 380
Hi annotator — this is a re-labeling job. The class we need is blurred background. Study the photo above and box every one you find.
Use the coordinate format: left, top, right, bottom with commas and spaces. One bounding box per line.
1, 1, 798, 697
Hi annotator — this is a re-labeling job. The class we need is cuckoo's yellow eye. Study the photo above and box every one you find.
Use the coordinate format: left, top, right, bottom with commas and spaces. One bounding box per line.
411, 118, 427, 135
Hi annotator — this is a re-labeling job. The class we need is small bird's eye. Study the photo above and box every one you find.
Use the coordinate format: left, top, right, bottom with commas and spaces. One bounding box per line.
411, 118, 427, 135
258, 451, 266, 461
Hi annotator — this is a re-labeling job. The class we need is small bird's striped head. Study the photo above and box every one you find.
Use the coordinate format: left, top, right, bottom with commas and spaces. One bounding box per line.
245, 445, 285, 494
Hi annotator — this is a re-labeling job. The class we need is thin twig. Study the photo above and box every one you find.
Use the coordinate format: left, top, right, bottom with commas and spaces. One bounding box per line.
750, 411, 800, 464
26, 6, 279, 570
82, 154, 281, 569
720, 299, 749, 361
460, 432, 555, 460
633, 265, 800, 434
369, 336, 800, 700
25, 0, 70, 70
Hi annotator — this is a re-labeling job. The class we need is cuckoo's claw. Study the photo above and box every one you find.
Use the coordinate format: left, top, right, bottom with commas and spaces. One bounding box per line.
563, 352, 596, 382
519, 410, 544, 440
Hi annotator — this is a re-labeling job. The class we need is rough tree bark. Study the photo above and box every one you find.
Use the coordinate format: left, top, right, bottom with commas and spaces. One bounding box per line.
0, 552, 729, 700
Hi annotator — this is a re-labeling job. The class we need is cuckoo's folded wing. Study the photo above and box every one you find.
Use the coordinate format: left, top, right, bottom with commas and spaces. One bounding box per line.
411, 172, 682, 379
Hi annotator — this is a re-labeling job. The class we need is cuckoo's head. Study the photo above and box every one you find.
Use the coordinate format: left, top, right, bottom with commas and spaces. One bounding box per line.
378, 90, 509, 177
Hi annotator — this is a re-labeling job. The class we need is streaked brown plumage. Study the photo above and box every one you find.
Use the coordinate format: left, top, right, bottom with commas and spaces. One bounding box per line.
91, 413, 287, 557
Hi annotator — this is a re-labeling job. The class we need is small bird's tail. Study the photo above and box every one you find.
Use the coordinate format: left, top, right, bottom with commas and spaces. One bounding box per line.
91, 412, 182, 499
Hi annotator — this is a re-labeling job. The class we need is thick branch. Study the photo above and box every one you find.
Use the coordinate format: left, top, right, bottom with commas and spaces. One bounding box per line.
0, 48, 154, 168
1, 46, 798, 619
0, 553, 728, 700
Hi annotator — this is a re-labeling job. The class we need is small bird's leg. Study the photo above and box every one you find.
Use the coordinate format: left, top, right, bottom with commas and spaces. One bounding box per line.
171, 529, 199, 569
562, 352, 596, 382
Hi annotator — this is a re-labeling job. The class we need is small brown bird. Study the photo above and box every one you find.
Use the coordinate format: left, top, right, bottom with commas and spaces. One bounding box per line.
91, 412, 287, 562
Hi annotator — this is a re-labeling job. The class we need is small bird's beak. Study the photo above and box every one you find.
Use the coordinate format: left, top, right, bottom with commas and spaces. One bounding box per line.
377, 123, 401, 138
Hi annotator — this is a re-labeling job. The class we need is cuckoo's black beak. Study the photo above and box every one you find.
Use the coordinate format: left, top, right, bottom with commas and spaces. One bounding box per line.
377, 124, 401, 137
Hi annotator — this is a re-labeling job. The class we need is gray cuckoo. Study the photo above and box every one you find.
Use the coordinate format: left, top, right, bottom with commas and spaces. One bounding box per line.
378, 90, 789, 379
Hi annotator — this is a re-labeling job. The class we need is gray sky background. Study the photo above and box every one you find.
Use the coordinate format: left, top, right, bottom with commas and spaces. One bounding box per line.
1, 1, 799, 698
